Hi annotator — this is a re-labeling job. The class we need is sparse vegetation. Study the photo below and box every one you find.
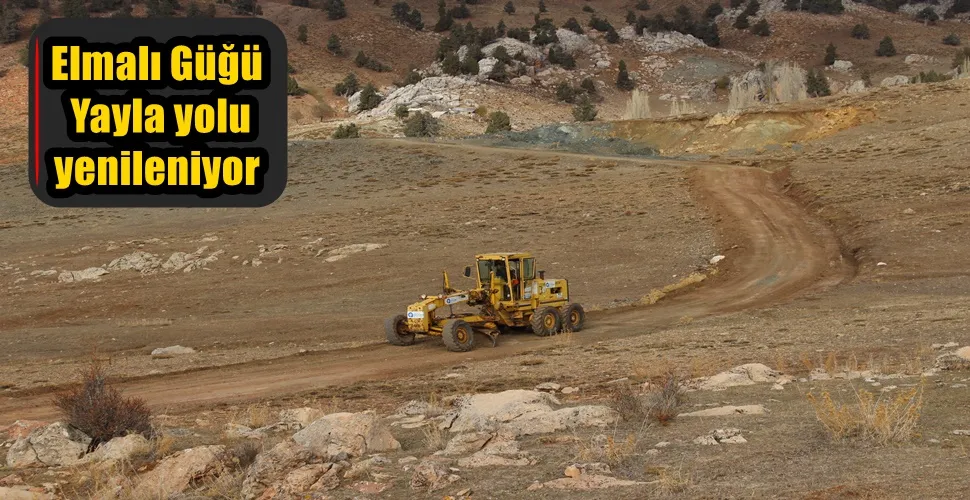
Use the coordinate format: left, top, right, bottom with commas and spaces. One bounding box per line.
916, 6, 939, 24
332, 123, 360, 139
952, 47, 970, 68
734, 13, 750, 30
54, 361, 153, 451
394, 104, 409, 119
404, 111, 441, 137
548, 45, 575, 69
297, 24, 308, 45
911, 70, 950, 83
636, 0, 650, 10
644, 369, 688, 425
807, 383, 924, 444
944, 34, 961, 46
485, 111, 511, 133
851, 23, 870, 40
504, 1, 514, 14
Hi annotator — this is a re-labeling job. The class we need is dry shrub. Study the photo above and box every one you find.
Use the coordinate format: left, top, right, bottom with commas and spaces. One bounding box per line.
575, 430, 639, 467
230, 404, 273, 429
611, 369, 687, 426
54, 361, 153, 451
807, 383, 924, 444
421, 423, 446, 451
649, 465, 691, 495
644, 369, 688, 426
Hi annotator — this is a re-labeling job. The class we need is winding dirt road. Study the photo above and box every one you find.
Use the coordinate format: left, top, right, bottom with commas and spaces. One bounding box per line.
0, 153, 853, 424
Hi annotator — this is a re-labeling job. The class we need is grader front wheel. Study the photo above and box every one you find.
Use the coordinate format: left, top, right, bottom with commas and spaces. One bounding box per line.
531, 306, 562, 337
442, 319, 476, 352
560, 303, 586, 332
384, 314, 415, 346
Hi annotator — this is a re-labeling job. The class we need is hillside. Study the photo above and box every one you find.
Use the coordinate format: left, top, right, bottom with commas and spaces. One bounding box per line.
0, 0, 970, 159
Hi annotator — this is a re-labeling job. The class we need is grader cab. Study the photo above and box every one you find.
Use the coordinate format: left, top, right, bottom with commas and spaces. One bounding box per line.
384, 252, 586, 352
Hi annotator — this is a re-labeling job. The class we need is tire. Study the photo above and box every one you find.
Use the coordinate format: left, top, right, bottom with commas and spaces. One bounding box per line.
560, 303, 586, 332
385, 314, 415, 346
531, 306, 562, 337
442, 319, 476, 352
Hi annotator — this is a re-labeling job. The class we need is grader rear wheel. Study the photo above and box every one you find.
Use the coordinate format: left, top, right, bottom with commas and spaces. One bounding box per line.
560, 303, 586, 332
384, 314, 415, 346
531, 306, 562, 337
442, 319, 476, 352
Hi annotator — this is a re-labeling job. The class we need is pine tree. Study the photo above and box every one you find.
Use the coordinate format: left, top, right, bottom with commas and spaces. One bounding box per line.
626, 10, 637, 25
298, 24, 308, 44
504, 1, 514, 14
327, 34, 342, 55
572, 96, 597, 121
704, 2, 723, 20
616, 60, 634, 91
538, 1, 546, 13
824, 43, 837, 65
0, 5, 22, 44
851, 23, 869, 40
876, 36, 896, 57
733, 13, 749, 29
358, 83, 382, 111
291, 0, 310, 6
324, 0, 347, 20
434, 0, 453, 31
61, 0, 89, 18
806, 68, 831, 97
750, 18, 770, 36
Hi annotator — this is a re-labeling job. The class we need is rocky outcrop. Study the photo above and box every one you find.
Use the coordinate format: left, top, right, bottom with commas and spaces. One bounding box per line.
241, 440, 315, 499
483, 38, 543, 62
132, 445, 231, 498
6, 423, 92, 468
357, 77, 478, 119
881, 75, 910, 87
291, 411, 400, 459
692, 364, 780, 391
445, 390, 617, 436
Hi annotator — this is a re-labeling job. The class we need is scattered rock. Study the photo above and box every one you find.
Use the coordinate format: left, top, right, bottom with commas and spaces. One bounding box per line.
455, 431, 535, 468
828, 60, 854, 72
240, 440, 314, 499
535, 382, 562, 393
224, 423, 265, 440
6, 423, 92, 468
151, 345, 196, 358
83, 434, 151, 466
437, 432, 493, 456
353, 481, 391, 494
555, 28, 595, 55
902, 208, 916, 215
880, 75, 909, 88
322, 244, 388, 263
904, 54, 936, 65
709, 255, 726, 265
561, 387, 579, 395
693, 428, 747, 445
483, 38, 543, 62
0, 487, 53, 500
446, 390, 617, 436
57, 267, 108, 283
528, 474, 648, 491
693, 364, 779, 391
278, 408, 327, 430
2, 421, 47, 441
410, 460, 457, 492
106, 252, 162, 274
952, 430, 970, 436
292, 411, 401, 459
844, 80, 867, 94
632, 31, 707, 53
132, 445, 230, 498
935, 347, 970, 371
681, 405, 767, 417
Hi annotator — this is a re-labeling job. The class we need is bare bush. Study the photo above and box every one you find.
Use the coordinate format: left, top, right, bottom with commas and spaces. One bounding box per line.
643, 369, 688, 425
807, 383, 924, 444
421, 423, 446, 451
54, 361, 153, 451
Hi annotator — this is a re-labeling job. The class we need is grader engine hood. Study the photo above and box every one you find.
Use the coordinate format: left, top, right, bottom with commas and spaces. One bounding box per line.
405, 291, 472, 332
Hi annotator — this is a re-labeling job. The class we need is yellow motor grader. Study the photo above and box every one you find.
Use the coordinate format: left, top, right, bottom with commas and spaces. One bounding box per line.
384, 252, 585, 352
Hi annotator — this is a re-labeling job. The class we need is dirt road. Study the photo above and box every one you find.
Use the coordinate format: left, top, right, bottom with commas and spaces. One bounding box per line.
0, 147, 853, 424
